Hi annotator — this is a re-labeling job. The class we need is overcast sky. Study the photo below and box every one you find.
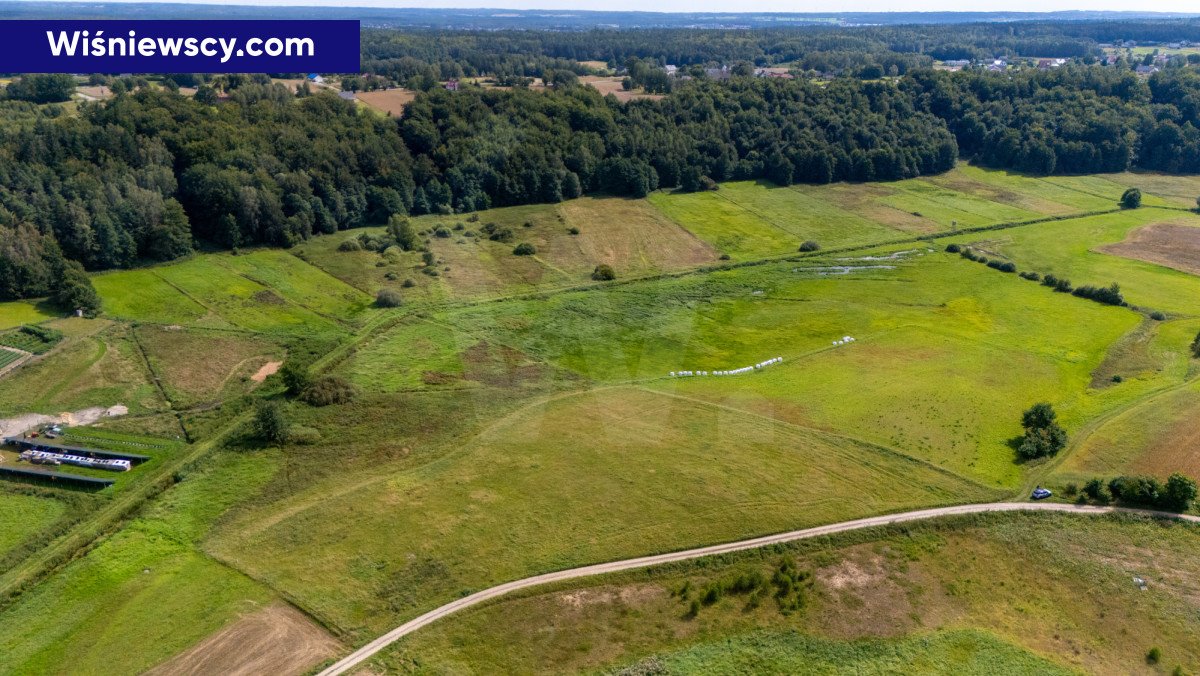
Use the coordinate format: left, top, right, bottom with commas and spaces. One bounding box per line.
41, 0, 1200, 12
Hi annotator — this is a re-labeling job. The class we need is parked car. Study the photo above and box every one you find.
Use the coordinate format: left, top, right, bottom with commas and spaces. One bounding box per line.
1031, 487, 1052, 500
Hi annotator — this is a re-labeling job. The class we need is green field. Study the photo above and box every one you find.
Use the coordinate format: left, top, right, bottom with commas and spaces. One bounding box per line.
0, 325, 162, 417
0, 492, 67, 561
0, 450, 278, 676
4, 166, 1200, 674
0, 301, 56, 331
207, 386, 995, 639
381, 513, 1200, 675
93, 251, 367, 333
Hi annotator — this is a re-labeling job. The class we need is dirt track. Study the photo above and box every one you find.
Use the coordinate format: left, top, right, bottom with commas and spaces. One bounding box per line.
146, 603, 340, 676
317, 502, 1200, 675
0, 405, 127, 439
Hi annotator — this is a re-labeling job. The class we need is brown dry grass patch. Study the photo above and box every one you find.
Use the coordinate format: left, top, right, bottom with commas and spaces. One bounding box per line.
145, 603, 340, 676
356, 88, 418, 116
581, 76, 665, 102
1100, 222, 1200, 276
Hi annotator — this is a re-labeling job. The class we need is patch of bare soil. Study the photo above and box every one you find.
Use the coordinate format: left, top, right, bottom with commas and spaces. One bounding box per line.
250, 360, 282, 384
461, 341, 559, 388
811, 547, 955, 639
252, 290, 286, 305
145, 603, 340, 676
1099, 222, 1200, 276
0, 405, 127, 438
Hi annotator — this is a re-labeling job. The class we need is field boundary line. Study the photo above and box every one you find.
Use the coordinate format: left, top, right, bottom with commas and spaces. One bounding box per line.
316, 503, 1200, 675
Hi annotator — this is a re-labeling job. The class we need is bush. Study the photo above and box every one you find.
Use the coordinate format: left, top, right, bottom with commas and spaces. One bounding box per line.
1083, 478, 1109, 502
467, 214, 480, 222
1147, 647, 1162, 664
402, 278, 416, 288
998, 261, 1017, 273
286, 425, 322, 445
567, 227, 580, 235
434, 226, 452, 238
592, 264, 616, 281
375, 288, 403, 307
337, 238, 362, 252
1150, 311, 1166, 321
1019, 271, 1041, 281
482, 222, 514, 242
799, 240, 821, 252
1017, 402, 1068, 460
1072, 282, 1125, 306
523, 220, 534, 228
512, 242, 537, 256
1191, 330, 1200, 358
945, 243, 962, 253
1112, 374, 1123, 383
300, 375, 358, 407
1121, 187, 1142, 209
719, 253, 731, 260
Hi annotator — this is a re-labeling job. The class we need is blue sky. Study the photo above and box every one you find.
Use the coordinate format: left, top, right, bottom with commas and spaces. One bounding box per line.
41, 0, 1200, 11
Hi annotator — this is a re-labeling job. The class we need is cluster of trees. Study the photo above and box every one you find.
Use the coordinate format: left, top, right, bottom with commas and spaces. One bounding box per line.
1017, 402, 1068, 460
1079, 473, 1198, 512
2, 74, 77, 104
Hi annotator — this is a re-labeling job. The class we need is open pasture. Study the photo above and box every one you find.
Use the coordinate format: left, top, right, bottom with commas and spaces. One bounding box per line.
951, 208, 1200, 316
0, 301, 57, 331
0, 326, 162, 417
135, 326, 286, 407
0, 491, 67, 562
0, 450, 280, 676
383, 512, 1200, 675
434, 249, 1164, 487
206, 386, 994, 639
95, 252, 365, 333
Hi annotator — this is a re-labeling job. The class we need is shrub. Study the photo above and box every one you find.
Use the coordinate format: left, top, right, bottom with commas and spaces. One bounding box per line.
1053, 278, 1073, 293
286, 425, 322, 445
998, 261, 1017, 273
1063, 482, 1078, 497
1121, 187, 1142, 209
799, 240, 821, 252
1017, 402, 1068, 460
453, 222, 464, 231
280, 361, 312, 395
434, 226, 452, 238
592, 264, 616, 281
701, 584, 723, 605
1147, 647, 1162, 664
402, 278, 416, 288
300, 375, 358, 407
421, 251, 435, 266
568, 227, 580, 235
337, 239, 362, 252
1191, 330, 1200, 358
523, 220, 534, 228
387, 216, 419, 251
1112, 374, 1123, 383
1019, 271, 1041, 281
1150, 311, 1166, 321
945, 243, 962, 253
513, 242, 537, 256
482, 222, 514, 242
719, 253, 731, 260
375, 288, 403, 307
467, 213, 480, 222
686, 598, 701, 618
1083, 478, 1108, 502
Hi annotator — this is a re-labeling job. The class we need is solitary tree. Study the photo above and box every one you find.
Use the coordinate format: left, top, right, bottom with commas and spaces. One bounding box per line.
592, 264, 616, 281
253, 400, 288, 444
1017, 402, 1068, 460
1120, 187, 1142, 209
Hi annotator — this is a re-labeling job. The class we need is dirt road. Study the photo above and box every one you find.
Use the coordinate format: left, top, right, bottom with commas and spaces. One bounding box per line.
317, 502, 1200, 675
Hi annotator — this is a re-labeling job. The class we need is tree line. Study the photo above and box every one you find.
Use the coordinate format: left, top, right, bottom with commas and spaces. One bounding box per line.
7, 60, 1200, 302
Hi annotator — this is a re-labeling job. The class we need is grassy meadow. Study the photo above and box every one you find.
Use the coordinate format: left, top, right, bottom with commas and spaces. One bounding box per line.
380, 512, 1200, 675
206, 386, 995, 640
4, 164, 1200, 674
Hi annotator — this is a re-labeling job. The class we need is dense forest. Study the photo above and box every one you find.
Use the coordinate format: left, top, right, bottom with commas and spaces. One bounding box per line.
7, 24, 1200, 303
